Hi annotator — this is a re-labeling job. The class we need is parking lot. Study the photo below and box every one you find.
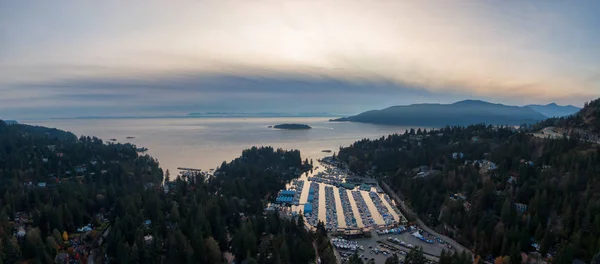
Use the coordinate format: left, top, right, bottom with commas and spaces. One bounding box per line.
334, 229, 453, 264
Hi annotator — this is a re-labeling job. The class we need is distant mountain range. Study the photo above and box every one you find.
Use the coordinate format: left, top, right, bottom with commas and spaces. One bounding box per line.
331, 100, 580, 127
525, 103, 580, 118
187, 112, 343, 117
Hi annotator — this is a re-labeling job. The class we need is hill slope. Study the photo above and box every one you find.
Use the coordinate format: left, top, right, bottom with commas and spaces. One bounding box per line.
336, 124, 600, 262
560, 98, 600, 132
332, 100, 547, 126
526, 103, 580, 118
534, 98, 600, 142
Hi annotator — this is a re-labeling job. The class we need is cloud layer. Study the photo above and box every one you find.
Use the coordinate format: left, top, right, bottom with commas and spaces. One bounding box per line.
1, 1, 599, 118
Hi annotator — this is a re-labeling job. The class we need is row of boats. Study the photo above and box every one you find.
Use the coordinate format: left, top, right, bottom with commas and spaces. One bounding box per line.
306, 182, 320, 227
387, 237, 416, 248
324, 186, 338, 231
291, 180, 304, 205
351, 191, 376, 227
384, 194, 405, 222
331, 237, 364, 251
376, 226, 410, 235
369, 192, 396, 226
338, 188, 358, 228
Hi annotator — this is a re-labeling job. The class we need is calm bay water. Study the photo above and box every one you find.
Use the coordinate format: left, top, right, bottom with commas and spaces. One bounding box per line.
24, 117, 412, 173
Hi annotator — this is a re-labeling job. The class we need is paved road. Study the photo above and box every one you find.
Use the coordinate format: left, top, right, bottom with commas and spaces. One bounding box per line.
380, 182, 471, 257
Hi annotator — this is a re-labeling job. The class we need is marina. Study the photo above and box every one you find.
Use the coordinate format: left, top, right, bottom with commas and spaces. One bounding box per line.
273, 156, 406, 231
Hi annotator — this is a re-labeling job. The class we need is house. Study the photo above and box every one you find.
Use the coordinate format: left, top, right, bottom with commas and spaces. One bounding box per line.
17, 226, 26, 237
452, 193, 467, 201
47, 145, 56, 151
42, 158, 48, 163
475, 160, 498, 172
77, 224, 93, 233
37, 182, 46, 188
463, 202, 472, 212
515, 203, 528, 214
143, 220, 152, 228
75, 165, 87, 173
144, 235, 154, 245
452, 152, 464, 159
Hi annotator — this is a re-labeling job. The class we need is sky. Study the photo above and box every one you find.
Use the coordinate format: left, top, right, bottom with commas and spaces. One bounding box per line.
1, 1, 599, 119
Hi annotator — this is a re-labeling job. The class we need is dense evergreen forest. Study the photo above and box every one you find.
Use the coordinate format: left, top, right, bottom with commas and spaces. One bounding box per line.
0, 121, 336, 264
337, 100, 600, 263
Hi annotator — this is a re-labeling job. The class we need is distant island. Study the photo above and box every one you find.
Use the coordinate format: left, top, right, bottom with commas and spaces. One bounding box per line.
331, 100, 552, 127
273, 124, 312, 130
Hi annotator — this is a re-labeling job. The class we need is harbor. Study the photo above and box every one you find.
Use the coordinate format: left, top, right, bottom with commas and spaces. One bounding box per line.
273, 156, 407, 231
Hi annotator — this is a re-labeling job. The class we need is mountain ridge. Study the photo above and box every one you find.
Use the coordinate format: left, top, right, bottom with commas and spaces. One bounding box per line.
525, 103, 580, 118
331, 100, 550, 126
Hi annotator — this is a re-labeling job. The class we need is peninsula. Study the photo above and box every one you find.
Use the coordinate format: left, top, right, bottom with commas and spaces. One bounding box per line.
273, 123, 312, 130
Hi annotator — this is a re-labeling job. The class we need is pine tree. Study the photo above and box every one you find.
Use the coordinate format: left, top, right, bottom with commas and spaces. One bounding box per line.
405, 246, 426, 264
385, 253, 400, 264
205, 237, 222, 264
349, 253, 364, 264
555, 242, 574, 264
534, 223, 544, 242
501, 198, 512, 224
439, 249, 452, 264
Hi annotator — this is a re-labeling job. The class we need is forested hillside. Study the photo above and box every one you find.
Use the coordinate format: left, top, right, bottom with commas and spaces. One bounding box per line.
534, 98, 600, 141
0, 120, 330, 264
337, 123, 600, 263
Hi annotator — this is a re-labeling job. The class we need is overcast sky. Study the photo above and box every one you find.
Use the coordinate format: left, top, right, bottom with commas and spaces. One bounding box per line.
1, 1, 599, 118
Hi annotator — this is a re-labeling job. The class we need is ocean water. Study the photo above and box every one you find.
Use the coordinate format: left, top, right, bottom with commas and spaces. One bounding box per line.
24, 117, 412, 173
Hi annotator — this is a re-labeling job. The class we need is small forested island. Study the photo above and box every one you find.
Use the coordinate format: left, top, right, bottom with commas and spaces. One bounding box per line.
272, 123, 312, 130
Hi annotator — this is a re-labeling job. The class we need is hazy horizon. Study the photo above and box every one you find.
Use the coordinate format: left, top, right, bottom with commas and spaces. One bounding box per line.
2, 1, 599, 119
2, 99, 583, 121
